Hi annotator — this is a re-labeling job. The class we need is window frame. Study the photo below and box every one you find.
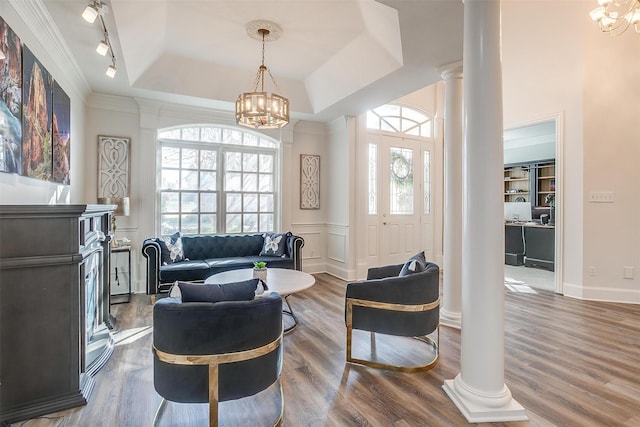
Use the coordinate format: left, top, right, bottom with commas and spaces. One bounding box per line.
156, 125, 280, 237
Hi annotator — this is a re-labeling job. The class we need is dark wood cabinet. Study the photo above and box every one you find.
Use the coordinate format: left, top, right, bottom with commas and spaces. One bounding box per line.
0, 205, 115, 425
524, 226, 555, 271
504, 223, 554, 271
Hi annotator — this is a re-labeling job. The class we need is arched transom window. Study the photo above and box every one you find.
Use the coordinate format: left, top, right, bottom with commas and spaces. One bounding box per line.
157, 125, 280, 236
366, 104, 433, 137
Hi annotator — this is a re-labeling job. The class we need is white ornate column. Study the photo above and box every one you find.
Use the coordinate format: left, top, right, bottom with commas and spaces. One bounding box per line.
442, 0, 527, 422
440, 64, 463, 329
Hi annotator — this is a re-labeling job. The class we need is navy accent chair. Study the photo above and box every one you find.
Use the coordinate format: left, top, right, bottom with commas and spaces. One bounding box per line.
152, 293, 284, 426
345, 262, 440, 372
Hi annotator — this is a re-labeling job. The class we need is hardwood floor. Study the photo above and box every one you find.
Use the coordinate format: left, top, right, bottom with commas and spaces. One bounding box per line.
12, 273, 640, 426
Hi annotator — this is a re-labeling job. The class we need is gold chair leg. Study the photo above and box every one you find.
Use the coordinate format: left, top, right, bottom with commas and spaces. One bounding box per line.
209, 364, 219, 427
347, 331, 440, 373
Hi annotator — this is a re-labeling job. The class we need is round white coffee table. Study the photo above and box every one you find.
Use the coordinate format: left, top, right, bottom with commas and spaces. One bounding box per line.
205, 268, 315, 332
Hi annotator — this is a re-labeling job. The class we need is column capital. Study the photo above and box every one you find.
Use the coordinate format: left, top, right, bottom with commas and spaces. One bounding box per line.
439, 61, 463, 80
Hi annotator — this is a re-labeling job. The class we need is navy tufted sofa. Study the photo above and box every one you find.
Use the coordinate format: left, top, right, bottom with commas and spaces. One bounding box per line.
142, 233, 304, 295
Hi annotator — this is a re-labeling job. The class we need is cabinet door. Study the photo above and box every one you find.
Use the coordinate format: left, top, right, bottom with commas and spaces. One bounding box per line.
110, 250, 130, 296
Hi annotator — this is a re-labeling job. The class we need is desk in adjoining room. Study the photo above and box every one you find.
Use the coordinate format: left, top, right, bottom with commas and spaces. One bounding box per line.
505, 222, 555, 271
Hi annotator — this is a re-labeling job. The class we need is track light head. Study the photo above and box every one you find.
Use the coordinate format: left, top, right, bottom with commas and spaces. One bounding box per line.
82, 2, 100, 23
96, 40, 109, 56
106, 63, 117, 78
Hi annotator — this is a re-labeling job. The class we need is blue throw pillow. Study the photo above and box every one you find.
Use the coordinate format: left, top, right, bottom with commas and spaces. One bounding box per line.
259, 232, 291, 257
178, 279, 259, 303
399, 251, 426, 276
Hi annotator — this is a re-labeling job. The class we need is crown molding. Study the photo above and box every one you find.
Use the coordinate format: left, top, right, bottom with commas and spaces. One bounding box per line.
9, 0, 91, 98
294, 120, 328, 136
87, 93, 139, 113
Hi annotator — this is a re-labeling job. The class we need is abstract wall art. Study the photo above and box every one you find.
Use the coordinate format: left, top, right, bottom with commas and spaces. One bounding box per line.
22, 45, 52, 181
0, 17, 22, 174
52, 81, 70, 184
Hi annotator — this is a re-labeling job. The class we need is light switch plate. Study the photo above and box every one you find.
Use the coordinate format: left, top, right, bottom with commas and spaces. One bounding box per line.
588, 191, 615, 203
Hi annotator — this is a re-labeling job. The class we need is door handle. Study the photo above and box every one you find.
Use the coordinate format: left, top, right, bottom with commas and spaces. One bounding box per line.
383, 222, 387, 225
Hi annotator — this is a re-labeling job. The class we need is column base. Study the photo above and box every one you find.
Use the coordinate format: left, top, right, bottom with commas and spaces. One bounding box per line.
439, 309, 461, 329
443, 375, 528, 423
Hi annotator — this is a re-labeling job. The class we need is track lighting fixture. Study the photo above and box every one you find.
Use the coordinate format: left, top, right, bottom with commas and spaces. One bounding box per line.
82, 1, 117, 78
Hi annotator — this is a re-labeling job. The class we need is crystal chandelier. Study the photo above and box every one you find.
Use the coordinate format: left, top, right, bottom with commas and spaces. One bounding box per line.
236, 21, 289, 129
590, 0, 640, 35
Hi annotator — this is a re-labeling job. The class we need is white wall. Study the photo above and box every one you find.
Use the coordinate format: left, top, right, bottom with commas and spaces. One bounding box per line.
289, 120, 328, 274
0, 1, 88, 205
581, 10, 640, 302
502, 0, 585, 297
324, 116, 354, 279
503, 0, 640, 303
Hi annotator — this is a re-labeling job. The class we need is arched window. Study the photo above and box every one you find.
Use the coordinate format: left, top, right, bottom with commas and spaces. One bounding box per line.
366, 104, 433, 137
157, 125, 279, 236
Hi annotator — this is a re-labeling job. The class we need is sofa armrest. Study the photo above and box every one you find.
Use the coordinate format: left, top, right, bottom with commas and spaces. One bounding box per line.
142, 238, 161, 295
287, 234, 305, 271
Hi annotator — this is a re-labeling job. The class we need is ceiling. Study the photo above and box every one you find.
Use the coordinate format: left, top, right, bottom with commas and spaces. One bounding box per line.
43, 0, 464, 123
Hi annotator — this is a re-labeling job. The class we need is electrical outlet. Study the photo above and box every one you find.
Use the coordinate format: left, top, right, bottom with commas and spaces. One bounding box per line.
589, 266, 597, 276
623, 266, 634, 279
588, 191, 615, 203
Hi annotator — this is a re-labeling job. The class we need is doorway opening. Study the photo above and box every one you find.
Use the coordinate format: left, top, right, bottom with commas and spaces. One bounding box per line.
503, 117, 562, 293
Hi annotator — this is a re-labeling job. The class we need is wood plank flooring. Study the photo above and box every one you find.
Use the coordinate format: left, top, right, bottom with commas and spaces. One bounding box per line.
11, 273, 640, 426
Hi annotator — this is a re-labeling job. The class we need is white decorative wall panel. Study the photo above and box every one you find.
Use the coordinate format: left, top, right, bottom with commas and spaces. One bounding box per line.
98, 135, 130, 198
300, 154, 320, 209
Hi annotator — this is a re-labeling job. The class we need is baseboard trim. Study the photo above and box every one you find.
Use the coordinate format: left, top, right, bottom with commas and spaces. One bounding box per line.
563, 282, 640, 304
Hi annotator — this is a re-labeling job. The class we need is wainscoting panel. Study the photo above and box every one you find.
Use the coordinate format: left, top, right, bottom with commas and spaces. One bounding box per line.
327, 231, 346, 263
290, 224, 326, 274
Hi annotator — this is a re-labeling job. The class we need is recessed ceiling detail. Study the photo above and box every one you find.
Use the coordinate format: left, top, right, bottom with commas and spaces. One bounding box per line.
42, 0, 464, 122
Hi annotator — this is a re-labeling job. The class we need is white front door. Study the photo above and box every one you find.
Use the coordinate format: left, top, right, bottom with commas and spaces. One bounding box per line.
367, 133, 435, 267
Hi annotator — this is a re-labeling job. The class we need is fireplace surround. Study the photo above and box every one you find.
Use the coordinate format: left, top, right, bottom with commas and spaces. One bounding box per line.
0, 205, 115, 425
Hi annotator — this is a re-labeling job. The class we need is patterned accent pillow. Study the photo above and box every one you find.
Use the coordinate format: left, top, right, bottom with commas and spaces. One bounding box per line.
399, 251, 426, 276
160, 232, 185, 264
259, 232, 291, 257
